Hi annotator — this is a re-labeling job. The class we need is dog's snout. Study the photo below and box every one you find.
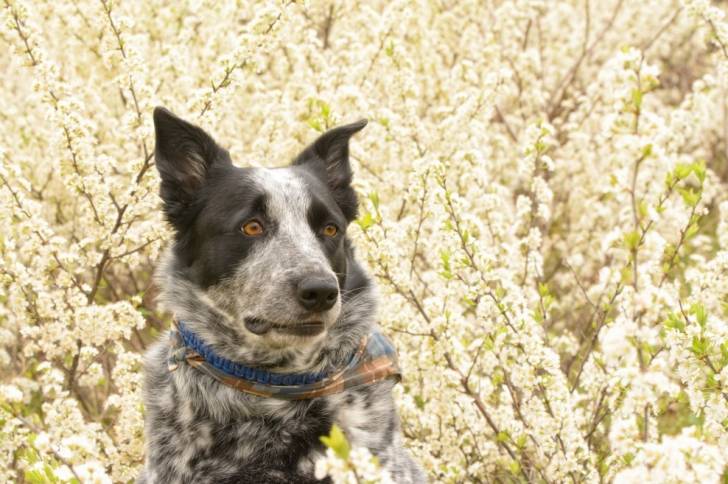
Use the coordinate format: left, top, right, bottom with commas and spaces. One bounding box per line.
296, 276, 338, 312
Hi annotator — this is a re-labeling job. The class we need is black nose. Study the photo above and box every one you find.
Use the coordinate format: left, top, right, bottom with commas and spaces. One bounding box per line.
297, 276, 338, 312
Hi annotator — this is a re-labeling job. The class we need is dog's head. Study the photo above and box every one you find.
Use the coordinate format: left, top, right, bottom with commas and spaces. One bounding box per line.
153, 107, 369, 350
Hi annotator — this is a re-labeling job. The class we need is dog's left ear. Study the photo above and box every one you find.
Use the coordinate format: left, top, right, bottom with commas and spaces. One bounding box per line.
293, 119, 368, 222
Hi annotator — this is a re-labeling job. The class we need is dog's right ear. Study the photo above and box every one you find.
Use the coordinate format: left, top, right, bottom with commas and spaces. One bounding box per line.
153, 107, 230, 225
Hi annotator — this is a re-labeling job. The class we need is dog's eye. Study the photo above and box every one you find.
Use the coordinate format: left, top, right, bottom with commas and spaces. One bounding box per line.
242, 220, 264, 236
322, 224, 338, 237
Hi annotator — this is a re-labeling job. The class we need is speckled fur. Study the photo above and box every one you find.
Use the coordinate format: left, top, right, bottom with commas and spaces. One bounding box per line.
139, 108, 425, 483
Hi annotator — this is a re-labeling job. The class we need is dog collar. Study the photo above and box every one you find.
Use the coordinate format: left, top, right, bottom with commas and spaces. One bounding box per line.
168, 321, 402, 400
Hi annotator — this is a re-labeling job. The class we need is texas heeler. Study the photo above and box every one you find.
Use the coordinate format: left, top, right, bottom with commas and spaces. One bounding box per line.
138, 107, 425, 483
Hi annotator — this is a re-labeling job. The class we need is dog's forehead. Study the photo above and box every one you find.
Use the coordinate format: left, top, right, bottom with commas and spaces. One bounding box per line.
252, 167, 310, 218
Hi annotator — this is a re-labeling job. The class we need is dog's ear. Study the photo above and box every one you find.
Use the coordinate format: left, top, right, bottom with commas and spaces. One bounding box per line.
153, 107, 230, 225
293, 119, 367, 222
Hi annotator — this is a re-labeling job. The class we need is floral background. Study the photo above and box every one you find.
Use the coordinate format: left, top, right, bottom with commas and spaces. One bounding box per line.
2, 0, 728, 482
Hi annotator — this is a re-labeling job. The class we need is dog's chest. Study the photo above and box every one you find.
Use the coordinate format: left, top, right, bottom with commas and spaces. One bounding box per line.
174, 394, 377, 472
143, 340, 393, 482
156, 398, 333, 481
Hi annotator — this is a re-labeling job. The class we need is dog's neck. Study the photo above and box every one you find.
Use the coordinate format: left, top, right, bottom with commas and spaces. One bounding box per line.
155, 249, 378, 376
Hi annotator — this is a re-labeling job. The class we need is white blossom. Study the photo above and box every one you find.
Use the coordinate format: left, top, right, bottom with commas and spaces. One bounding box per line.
1, 0, 728, 481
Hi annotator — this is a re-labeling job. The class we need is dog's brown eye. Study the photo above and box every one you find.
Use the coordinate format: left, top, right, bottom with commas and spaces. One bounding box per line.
323, 224, 338, 237
242, 220, 264, 236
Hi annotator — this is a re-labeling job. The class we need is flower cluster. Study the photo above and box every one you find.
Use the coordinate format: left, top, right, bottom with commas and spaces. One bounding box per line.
2, 0, 728, 482
315, 425, 396, 483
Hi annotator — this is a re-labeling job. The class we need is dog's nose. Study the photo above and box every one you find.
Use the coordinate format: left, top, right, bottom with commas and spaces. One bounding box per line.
297, 276, 338, 312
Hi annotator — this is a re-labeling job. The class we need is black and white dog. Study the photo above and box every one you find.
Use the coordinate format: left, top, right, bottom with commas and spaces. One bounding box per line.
139, 107, 424, 483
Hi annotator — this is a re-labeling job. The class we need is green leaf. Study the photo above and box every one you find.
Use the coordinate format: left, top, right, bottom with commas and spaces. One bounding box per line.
356, 212, 374, 231
693, 161, 706, 184
368, 191, 380, 210
706, 372, 719, 391
678, 188, 700, 208
24, 469, 47, 484
690, 336, 709, 358
306, 118, 323, 132
462, 296, 477, 308
620, 266, 633, 285
492, 370, 504, 386
319, 100, 331, 119
533, 309, 544, 323
665, 171, 675, 188
685, 222, 700, 239
638, 200, 648, 220
515, 434, 528, 449
385, 40, 395, 57
624, 231, 640, 250
320, 424, 351, 460
691, 303, 707, 328
631, 88, 643, 110
461, 229, 470, 244
664, 312, 685, 332
674, 163, 692, 180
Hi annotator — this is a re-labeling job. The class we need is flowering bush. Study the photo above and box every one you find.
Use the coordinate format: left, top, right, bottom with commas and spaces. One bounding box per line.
2, 0, 728, 482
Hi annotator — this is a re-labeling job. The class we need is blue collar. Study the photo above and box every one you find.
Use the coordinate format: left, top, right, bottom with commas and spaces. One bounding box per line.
175, 321, 330, 385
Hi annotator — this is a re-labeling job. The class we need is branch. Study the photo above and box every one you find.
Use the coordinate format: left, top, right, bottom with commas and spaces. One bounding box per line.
547, 0, 624, 120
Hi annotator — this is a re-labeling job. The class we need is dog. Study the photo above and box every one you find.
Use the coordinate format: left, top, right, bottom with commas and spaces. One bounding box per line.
138, 107, 425, 483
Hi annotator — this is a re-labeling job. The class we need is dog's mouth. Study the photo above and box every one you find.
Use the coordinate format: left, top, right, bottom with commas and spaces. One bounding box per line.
244, 317, 326, 337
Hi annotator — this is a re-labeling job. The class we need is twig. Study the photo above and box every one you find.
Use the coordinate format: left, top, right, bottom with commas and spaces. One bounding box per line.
547, 0, 624, 120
